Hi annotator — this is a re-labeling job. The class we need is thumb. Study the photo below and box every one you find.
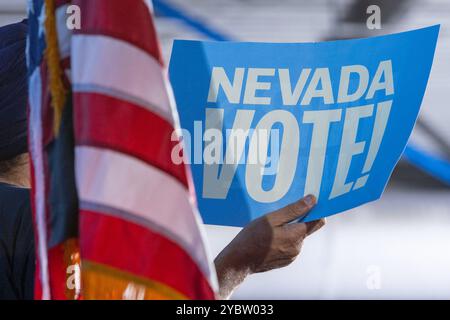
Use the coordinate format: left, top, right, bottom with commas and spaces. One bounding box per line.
267, 195, 316, 226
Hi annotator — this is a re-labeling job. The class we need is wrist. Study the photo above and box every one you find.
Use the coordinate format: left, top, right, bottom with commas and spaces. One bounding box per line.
214, 245, 252, 299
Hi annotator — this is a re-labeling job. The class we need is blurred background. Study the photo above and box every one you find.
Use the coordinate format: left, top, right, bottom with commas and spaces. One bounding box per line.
1, 0, 449, 299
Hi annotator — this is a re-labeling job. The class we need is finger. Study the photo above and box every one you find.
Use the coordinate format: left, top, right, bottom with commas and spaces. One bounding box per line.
268, 195, 316, 225
285, 222, 308, 238
305, 218, 326, 236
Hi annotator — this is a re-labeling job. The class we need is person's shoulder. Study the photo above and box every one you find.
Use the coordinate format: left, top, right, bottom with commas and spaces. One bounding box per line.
0, 183, 31, 217
0, 182, 30, 200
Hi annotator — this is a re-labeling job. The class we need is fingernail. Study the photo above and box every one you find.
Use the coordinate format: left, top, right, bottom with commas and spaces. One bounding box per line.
304, 195, 316, 207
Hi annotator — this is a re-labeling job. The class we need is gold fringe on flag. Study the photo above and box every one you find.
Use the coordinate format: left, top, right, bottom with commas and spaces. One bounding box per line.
82, 261, 187, 300
44, 0, 67, 136
63, 239, 82, 300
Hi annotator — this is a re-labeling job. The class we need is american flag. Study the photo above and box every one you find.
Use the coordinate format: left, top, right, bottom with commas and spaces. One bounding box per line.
27, 0, 217, 299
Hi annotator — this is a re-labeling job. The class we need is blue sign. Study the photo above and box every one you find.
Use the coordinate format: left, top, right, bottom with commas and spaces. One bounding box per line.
169, 26, 439, 226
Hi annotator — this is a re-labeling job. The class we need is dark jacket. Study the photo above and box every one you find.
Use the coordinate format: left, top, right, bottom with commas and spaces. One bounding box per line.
0, 182, 34, 300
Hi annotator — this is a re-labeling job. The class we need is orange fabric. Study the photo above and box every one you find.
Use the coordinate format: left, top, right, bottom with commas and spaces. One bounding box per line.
82, 261, 187, 300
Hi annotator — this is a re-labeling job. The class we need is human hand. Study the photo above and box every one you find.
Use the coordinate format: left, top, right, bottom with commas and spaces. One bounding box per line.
214, 195, 325, 298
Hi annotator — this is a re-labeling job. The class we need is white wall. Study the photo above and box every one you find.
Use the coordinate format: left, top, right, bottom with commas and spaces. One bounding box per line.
0, 0, 26, 27
206, 186, 450, 299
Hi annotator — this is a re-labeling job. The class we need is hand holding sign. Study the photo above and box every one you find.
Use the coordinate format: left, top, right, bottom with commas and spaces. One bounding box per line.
214, 195, 325, 299
169, 26, 439, 226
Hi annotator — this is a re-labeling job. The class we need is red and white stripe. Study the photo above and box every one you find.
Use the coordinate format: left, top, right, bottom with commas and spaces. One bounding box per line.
71, 35, 173, 123
71, 0, 217, 298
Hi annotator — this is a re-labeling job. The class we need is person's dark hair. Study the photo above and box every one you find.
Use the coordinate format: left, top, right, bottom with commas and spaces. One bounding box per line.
0, 153, 27, 177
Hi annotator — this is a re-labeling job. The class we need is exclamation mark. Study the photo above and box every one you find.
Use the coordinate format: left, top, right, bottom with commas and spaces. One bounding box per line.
353, 100, 393, 190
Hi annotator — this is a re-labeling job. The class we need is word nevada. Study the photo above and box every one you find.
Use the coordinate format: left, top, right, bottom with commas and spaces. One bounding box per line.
206, 60, 393, 106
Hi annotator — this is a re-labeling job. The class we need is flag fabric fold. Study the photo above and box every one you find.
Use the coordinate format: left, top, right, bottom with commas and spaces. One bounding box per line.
27, 0, 217, 300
